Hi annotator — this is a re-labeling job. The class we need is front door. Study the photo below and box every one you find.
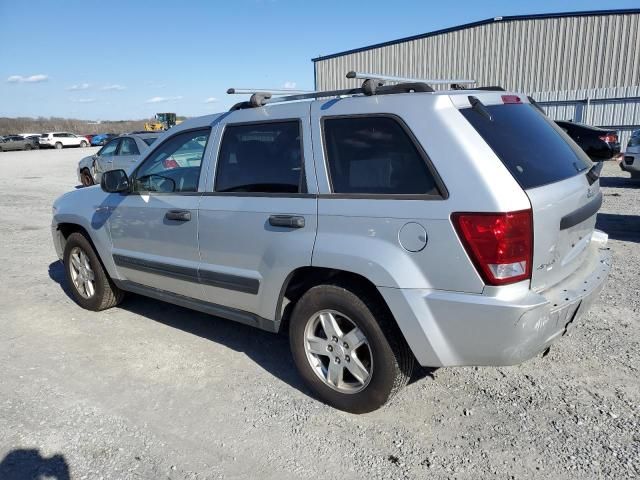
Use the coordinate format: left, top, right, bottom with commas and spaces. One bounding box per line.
108, 127, 213, 298
197, 103, 318, 322
93, 138, 120, 180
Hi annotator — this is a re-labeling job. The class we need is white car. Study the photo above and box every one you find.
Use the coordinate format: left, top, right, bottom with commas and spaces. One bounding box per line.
40, 132, 89, 149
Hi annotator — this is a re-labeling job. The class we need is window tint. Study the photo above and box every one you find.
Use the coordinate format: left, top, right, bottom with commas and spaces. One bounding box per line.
215, 121, 304, 193
53, 133, 63, 138
461, 104, 591, 190
98, 139, 119, 157
119, 137, 140, 155
133, 128, 210, 193
143, 137, 157, 146
323, 116, 439, 195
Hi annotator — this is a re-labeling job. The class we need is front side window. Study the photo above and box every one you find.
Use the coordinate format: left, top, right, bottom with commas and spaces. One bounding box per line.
323, 116, 440, 195
215, 121, 304, 193
98, 139, 120, 157
119, 137, 140, 155
133, 128, 210, 193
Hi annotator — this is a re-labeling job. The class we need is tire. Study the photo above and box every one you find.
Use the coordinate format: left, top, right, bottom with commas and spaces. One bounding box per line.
55, 142, 63, 150
289, 284, 414, 413
80, 168, 95, 187
24, 144, 32, 151
63, 232, 124, 311
80, 141, 88, 148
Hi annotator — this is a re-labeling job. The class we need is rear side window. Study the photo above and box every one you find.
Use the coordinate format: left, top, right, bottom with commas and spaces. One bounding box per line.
461, 104, 591, 189
323, 116, 440, 195
120, 137, 140, 155
215, 121, 304, 193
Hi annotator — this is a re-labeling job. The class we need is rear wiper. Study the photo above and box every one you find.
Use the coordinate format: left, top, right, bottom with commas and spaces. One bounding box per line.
586, 161, 604, 185
468, 96, 493, 121
527, 96, 546, 114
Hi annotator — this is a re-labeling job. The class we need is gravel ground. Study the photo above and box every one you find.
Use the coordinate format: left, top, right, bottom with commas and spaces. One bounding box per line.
0, 148, 638, 479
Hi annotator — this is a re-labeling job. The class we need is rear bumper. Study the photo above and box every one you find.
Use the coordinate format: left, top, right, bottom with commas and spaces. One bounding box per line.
380, 231, 612, 367
620, 153, 640, 173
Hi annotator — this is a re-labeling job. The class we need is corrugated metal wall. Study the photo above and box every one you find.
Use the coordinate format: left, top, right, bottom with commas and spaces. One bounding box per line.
314, 13, 640, 93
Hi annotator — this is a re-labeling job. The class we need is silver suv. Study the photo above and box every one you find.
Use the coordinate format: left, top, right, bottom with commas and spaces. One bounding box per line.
51, 77, 611, 413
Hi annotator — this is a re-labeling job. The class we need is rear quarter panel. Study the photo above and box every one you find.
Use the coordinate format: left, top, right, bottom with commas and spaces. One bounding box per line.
310, 93, 531, 292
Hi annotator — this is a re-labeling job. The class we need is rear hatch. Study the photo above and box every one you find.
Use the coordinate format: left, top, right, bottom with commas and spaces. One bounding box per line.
459, 94, 600, 291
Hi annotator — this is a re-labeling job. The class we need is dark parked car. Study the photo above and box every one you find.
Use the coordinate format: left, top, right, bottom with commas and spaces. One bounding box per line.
555, 121, 620, 161
0, 135, 39, 151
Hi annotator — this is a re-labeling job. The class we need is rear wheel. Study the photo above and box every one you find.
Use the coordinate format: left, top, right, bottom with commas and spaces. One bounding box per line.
24, 144, 32, 151
80, 168, 95, 186
289, 284, 414, 413
63, 232, 123, 311
55, 142, 63, 149
80, 140, 88, 148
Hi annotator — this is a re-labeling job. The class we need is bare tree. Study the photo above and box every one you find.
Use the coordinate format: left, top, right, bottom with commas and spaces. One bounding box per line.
0, 117, 147, 136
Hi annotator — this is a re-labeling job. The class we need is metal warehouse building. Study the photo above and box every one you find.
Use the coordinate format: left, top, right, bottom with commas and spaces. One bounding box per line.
312, 9, 640, 145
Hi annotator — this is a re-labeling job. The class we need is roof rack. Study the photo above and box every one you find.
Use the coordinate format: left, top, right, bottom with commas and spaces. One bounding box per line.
227, 70, 475, 110
346, 71, 476, 86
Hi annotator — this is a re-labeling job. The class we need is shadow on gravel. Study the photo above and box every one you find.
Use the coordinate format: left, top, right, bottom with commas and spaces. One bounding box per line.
596, 213, 640, 243
48, 261, 74, 300
47, 261, 311, 396
0, 449, 70, 480
599, 175, 640, 189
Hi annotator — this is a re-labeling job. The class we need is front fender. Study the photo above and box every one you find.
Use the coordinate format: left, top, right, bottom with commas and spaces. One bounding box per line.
52, 187, 122, 280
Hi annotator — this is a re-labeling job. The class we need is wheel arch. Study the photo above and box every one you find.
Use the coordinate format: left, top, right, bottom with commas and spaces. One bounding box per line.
277, 266, 400, 335
55, 221, 121, 280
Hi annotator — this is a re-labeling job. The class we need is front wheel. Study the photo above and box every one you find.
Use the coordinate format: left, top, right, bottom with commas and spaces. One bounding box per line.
63, 232, 123, 311
289, 284, 414, 413
24, 144, 32, 151
54, 142, 63, 149
80, 168, 95, 186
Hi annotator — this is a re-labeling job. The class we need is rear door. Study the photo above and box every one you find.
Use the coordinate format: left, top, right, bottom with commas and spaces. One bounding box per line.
196, 103, 317, 321
459, 96, 598, 291
112, 136, 140, 172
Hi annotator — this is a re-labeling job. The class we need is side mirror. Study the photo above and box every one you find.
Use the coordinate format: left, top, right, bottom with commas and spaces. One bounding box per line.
101, 169, 130, 193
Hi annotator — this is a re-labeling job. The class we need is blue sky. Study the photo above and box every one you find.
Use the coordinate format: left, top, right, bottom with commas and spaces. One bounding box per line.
1, 0, 638, 120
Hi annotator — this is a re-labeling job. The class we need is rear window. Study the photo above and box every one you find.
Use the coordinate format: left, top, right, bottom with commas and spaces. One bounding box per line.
461, 103, 591, 189
143, 137, 157, 146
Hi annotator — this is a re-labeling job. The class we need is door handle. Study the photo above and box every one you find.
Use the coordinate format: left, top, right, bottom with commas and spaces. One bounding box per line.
165, 209, 191, 222
269, 215, 305, 228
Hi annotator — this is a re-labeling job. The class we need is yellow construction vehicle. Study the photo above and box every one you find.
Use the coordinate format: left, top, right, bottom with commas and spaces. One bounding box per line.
144, 113, 180, 131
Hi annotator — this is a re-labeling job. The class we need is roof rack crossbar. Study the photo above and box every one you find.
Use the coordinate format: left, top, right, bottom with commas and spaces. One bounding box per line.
226, 70, 442, 110
347, 71, 476, 85
227, 88, 314, 95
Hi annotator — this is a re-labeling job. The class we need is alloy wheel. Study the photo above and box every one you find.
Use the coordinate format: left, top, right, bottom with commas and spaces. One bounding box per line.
303, 309, 373, 394
68, 247, 96, 299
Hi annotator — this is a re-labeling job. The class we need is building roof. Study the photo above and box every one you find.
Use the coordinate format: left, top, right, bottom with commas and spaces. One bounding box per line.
312, 9, 640, 62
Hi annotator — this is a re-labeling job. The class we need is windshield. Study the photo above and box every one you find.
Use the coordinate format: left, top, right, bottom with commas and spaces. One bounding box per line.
461, 103, 591, 189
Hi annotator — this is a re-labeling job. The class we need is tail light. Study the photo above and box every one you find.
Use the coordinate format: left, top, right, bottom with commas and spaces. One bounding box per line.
501, 95, 522, 104
452, 209, 533, 286
162, 158, 179, 169
599, 133, 618, 143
